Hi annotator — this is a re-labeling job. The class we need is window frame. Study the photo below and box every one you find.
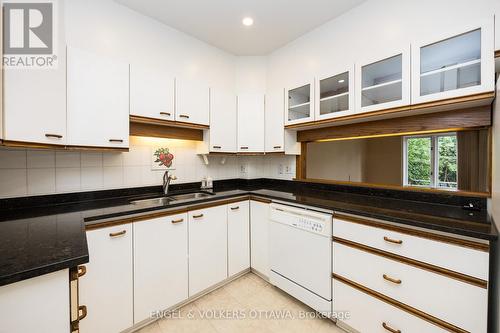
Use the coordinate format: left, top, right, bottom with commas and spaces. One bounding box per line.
403, 132, 458, 189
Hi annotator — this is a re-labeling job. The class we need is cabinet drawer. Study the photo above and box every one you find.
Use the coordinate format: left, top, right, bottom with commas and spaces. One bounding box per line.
335, 279, 449, 333
333, 216, 489, 280
334, 242, 488, 333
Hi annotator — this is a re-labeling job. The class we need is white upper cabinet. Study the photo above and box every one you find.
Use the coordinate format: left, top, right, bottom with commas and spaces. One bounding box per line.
175, 78, 210, 125
265, 89, 285, 152
130, 65, 175, 121
412, 20, 495, 104
285, 80, 315, 125
3, 17, 66, 146
67, 47, 129, 149
210, 88, 237, 152
315, 65, 355, 120
356, 47, 410, 113
237, 93, 265, 153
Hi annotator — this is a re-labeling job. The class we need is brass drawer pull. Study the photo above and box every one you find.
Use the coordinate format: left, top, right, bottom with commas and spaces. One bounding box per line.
382, 322, 401, 333
109, 139, 124, 143
171, 218, 184, 224
384, 236, 403, 245
213, 145, 222, 149
160, 112, 171, 116
109, 230, 126, 238
230, 206, 240, 210
78, 305, 88, 321
179, 114, 190, 119
45, 133, 63, 139
240, 146, 249, 150
77, 265, 87, 278
192, 214, 204, 219
383, 274, 402, 285
273, 146, 282, 149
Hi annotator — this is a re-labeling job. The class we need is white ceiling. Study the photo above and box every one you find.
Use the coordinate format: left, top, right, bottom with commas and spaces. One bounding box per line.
114, 0, 366, 55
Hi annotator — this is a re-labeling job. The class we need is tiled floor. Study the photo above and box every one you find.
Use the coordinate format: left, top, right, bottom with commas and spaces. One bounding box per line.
137, 273, 345, 333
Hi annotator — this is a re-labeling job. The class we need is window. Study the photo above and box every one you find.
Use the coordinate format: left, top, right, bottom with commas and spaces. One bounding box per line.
403, 133, 457, 189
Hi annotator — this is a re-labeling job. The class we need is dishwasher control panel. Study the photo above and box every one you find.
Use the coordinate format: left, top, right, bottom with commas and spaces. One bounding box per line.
269, 203, 332, 237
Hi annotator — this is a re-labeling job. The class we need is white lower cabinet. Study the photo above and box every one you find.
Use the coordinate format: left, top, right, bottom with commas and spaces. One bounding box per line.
80, 225, 133, 333
250, 201, 270, 278
188, 205, 228, 296
227, 201, 250, 276
0, 270, 70, 333
335, 280, 448, 333
133, 213, 189, 324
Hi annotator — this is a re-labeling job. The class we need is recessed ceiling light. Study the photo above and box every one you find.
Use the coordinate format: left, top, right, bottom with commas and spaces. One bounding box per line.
338, 79, 345, 83
242, 17, 254, 26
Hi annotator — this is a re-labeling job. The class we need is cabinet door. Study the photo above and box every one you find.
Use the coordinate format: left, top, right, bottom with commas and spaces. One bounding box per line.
133, 213, 188, 324
0, 270, 69, 333
265, 89, 285, 152
80, 225, 133, 333
130, 65, 175, 121
228, 201, 250, 276
3, 43, 66, 145
188, 205, 227, 296
67, 47, 129, 148
175, 78, 209, 125
315, 65, 355, 120
285, 81, 314, 125
355, 47, 410, 114
237, 93, 265, 153
412, 20, 495, 104
250, 201, 270, 278
210, 89, 237, 152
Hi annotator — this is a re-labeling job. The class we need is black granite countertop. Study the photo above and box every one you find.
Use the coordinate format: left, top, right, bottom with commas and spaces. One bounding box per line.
0, 178, 496, 287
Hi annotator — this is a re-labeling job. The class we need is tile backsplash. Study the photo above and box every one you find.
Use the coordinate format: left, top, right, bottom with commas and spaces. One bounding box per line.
0, 136, 296, 198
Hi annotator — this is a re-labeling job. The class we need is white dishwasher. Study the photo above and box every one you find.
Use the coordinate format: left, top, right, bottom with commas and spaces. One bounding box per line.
269, 203, 333, 314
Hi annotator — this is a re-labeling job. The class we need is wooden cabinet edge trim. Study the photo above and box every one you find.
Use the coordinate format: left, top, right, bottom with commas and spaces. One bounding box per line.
249, 196, 272, 204
333, 236, 488, 289
285, 91, 495, 130
130, 115, 209, 130
495, 50, 500, 58
332, 273, 470, 333
334, 213, 489, 252
85, 196, 251, 230
0, 140, 129, 152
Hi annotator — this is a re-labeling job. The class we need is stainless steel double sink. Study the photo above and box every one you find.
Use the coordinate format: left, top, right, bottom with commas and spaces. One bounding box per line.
130, 191, 215, 206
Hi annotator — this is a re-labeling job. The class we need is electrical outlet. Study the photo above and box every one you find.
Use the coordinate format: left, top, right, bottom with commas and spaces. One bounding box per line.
240, 165, 247, 174
278, 164, 284, 175
285, 165, 292, 174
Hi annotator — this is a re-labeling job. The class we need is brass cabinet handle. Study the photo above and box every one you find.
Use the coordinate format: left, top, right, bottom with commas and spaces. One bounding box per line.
77, 265, 87, 278
78, 305, 88, 321
383, 274, 402, 285
45, 133, 63, 139
192, 214, 204, 219
384, 236, 403, 245
109, 139, 124, 143
273, 146, 282, 149
109, 230, 126, 238
179, 114, 190, 118
213, 145, 222, 149
160, 112, 171, 116
382, 322, 401, 333
171, 218, 184, 224
230, 206, 240, 210
240, 146, 249, 150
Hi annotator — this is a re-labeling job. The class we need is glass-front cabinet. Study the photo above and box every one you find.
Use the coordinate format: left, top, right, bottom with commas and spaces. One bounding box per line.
355, 47, 410, 113
412, 20, 494, 104
285, 81, 314, 125
315, 65, 354, 120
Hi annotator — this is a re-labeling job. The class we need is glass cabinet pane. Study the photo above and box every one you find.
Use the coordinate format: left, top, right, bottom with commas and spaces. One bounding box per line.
319, 72, 349, 115
361, 55, 403, 107
420, 29, 481, 96
288, 84, 311, 121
